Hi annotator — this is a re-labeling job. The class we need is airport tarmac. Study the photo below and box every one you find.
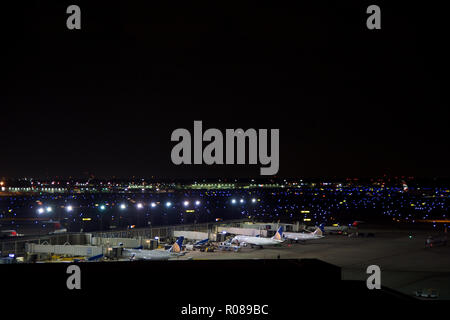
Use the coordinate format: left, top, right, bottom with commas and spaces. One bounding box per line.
180, 228, 450, 300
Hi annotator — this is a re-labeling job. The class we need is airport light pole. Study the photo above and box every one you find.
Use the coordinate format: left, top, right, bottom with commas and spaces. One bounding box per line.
99, 205, 106, 231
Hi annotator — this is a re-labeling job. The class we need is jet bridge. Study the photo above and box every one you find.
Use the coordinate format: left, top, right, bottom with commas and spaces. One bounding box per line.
26, 243, 104, 258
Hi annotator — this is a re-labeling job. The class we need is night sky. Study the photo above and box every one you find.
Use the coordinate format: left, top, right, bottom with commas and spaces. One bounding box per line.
1, 1, 447, 179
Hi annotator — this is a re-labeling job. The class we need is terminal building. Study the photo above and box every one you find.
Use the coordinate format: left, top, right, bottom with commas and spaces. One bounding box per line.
0, 219, 303, 262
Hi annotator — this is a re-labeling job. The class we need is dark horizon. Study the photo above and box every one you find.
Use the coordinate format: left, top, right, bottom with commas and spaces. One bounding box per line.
3, 175, 450, 187
1, 2, 447, 179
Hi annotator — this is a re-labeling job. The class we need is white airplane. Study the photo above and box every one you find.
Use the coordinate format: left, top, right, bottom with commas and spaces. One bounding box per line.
231, 226, 284, 248
122, 236, 186, 261
306, 224, 349, 234
49, 228, 68, 235
283, 226, 324, 242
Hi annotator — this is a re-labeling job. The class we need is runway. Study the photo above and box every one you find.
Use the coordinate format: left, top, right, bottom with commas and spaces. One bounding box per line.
181, 227, 450, 300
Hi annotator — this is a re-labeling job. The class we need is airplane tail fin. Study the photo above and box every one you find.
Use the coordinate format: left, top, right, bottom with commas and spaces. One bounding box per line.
194, 238, 208, 246
313, 228, 323, 237
169, 236, 184, 253
272, 226, 283, 240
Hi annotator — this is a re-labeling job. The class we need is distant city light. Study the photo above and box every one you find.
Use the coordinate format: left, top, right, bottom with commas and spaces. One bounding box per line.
66, 205, 73, 212
151, 202, 157, 208
166, 201, 172, 207
120, 204, 126, 210
37, 207, 45, 214
100, 205, 106, 211
137, 203, 143, 209
252, 198, 257, 203
46, 207, 52, 213
195, 200, 201, 206
231, 199, 237, 204
240, 199, 244, 203
183, 201, 189, 207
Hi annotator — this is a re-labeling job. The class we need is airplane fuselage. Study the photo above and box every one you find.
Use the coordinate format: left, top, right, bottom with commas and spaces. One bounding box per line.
283, 232, 324, 241
122, 248, 183, 261
233, 235, 283, 247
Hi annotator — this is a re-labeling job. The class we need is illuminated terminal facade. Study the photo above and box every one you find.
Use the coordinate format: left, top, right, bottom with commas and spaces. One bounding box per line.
0, 178, 295, 194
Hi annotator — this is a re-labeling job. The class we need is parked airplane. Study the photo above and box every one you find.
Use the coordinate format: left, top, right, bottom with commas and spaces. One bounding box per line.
122, 236, 186, 260
231, 226, 284, 248
0, 229, 18, 239
47, 222, 67, 235
283, 226, 324, 242
185, 238, 209, 250
307, 224, 349, 234
49, 228, 68, 235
